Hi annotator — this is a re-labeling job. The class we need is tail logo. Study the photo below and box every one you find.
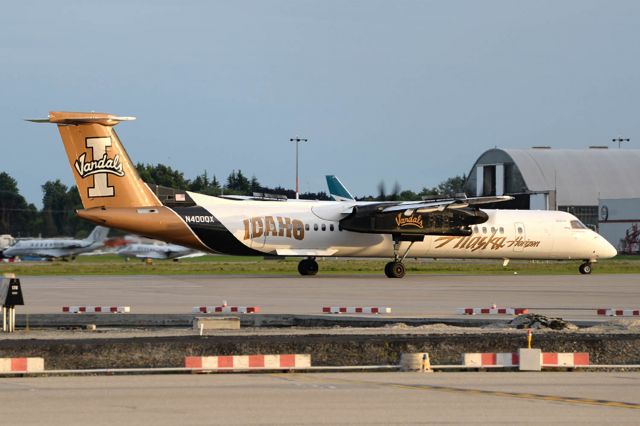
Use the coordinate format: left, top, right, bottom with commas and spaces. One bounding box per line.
74, 137, 124, 197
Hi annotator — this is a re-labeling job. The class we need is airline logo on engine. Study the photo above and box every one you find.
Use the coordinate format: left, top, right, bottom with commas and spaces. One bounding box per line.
395, 213, 423, 228
75, 137, 124, 197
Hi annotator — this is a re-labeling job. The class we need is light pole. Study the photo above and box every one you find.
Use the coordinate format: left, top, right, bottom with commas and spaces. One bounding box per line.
290, 136, 308, 199
612, 137, 630, 149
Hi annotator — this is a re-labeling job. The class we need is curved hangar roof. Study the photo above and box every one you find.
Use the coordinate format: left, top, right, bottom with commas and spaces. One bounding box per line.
468, 148, 640, 206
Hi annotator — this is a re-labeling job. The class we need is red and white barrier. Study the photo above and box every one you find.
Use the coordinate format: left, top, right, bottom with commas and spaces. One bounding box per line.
597, 308, 640, 317
542, 352, 589, 367
463, 353, 520, 367
185, 354, 310, 370
322, 307, 391, 314
463, 352, 589, 368
0, 357, 44, 373
192, 306, 260, 314
62, 306, 130, 313
457, 307, 528, 315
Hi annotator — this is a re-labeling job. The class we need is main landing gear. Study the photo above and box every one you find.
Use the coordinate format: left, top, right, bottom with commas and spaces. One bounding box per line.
298, 257, 319, 276
384, 239, 417, 278
579, 261, 592, 275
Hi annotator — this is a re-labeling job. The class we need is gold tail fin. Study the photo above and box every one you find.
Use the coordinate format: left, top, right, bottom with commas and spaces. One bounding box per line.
30, 111, 161, 209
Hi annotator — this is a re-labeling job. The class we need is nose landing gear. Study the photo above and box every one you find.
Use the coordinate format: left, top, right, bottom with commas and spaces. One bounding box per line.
579, 261, 592, 275
298, 257, 319, 276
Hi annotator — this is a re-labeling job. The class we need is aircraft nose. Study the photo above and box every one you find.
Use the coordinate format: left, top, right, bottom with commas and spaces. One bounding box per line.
598, 236, 617, 258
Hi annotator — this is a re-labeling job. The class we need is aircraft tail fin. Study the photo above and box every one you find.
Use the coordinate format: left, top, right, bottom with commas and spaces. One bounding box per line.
326, 175, 355, 201
85, 226, 110, 243
27, 112, 161, 209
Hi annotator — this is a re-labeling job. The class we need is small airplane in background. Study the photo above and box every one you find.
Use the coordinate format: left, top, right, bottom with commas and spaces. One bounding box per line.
117, 242, 204, 261
1, 226, 109, 260
29, 111, 617, 278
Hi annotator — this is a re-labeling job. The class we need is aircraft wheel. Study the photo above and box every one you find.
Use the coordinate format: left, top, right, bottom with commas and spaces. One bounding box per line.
385, 261, 406, 278
579, 262, 592, 275
298, 258, 319, 276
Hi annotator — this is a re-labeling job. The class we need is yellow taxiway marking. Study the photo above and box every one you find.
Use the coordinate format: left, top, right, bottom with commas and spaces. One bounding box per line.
272, 374, 640, 410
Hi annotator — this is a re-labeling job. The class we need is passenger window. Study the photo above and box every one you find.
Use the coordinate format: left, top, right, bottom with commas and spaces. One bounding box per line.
313, 224, 318, 231
338, 224, 343, 231
499, 227, 504, 234
491, 227, 496, 233
321, 224, 326, 231
330, 224, 334, 231
482, 227, 487, 234
305, 224, 309, 231
518, 227, 523, 234
473, 226, 479, 233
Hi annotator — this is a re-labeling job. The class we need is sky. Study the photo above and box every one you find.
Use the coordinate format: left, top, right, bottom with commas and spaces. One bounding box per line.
2, 0, 639, 207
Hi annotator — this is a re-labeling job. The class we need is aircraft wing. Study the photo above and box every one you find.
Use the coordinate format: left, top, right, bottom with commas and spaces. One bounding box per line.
379, 195, 513, 214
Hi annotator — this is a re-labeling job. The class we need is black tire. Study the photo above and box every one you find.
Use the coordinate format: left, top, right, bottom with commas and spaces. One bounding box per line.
306, 259, 319, 276
391, 261, 406, 278
298, 259, 310, 276
579, 263, 592, 275
384, 262, 394, 278
298, 259, 318, 276
385, 261, 405, 278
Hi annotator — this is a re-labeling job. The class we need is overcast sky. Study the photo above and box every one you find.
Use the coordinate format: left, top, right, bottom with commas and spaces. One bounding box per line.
2, 0, 639, 206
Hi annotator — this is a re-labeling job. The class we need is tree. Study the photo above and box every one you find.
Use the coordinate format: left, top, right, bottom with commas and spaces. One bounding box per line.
135, 163, 189, 189
0, 172, 38, 236
226, 170, 251, 194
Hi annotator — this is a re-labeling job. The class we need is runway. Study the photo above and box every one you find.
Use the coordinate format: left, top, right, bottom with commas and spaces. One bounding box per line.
16, 274, 640, 319
1, 372, 638, 425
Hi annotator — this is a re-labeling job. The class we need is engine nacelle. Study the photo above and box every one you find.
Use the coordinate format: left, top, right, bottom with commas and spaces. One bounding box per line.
339, 205, 488, 236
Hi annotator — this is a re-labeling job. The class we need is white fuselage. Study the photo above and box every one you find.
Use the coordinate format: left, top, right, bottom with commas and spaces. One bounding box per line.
188, 192, 617, 262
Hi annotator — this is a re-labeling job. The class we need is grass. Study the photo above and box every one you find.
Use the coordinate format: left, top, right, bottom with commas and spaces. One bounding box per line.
1, 254, 640, 276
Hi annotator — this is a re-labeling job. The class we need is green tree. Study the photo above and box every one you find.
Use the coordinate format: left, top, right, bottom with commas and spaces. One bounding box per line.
135, 163, 189, 189
0, 172, 38, 236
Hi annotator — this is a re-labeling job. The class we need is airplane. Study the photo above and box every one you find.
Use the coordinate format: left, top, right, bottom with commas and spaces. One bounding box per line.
28, 111, 617, 277
2, 225, 110, 260
117, 242, 204, 261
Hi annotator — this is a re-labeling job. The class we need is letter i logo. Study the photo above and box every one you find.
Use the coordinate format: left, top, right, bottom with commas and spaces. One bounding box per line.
86, 137, 114, 197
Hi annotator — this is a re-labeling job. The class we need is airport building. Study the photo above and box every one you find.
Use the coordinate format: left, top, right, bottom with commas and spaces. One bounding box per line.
463, 147, 640, 249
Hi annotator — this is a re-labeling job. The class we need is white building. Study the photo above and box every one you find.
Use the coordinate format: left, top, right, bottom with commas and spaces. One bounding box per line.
464, 147, 640, 230
598, 198, 640, 254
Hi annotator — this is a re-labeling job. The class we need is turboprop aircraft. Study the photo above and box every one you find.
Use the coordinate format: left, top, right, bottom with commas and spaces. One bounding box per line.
2, 226, 109, 260
28, 111, 617, 277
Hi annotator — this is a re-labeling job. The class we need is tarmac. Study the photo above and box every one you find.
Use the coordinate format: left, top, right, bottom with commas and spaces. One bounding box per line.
15, 273, 640, 318
1, 372, 639, 425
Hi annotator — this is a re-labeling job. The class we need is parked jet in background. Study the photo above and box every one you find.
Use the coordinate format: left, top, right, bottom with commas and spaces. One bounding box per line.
29, 111, 617, 277
117, 242, 204, 261
326, 175, 355, 201
2, 226, 109, 260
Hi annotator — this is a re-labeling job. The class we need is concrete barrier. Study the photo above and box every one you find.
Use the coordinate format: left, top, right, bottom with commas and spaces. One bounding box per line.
457, 307, 528, 315
193, 306, 260, 314
185, 354, 311, 370
597, 308, 640, 317
62, 306, 130, 314
322, 307, 391, 314
0, 357, 44, 373
400, 353, 432, 372
463, 352, 519, 367
463, 352, 589, 368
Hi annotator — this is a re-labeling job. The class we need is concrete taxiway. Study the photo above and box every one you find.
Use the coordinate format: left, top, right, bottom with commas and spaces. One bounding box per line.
1, 372, 638, 425
15, 273, 640, 318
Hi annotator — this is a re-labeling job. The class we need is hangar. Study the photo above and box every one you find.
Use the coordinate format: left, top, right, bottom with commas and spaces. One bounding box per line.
463, 147, 640, 231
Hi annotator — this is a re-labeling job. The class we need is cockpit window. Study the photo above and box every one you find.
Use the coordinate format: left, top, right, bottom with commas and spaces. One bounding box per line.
570, 220, 587, 229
